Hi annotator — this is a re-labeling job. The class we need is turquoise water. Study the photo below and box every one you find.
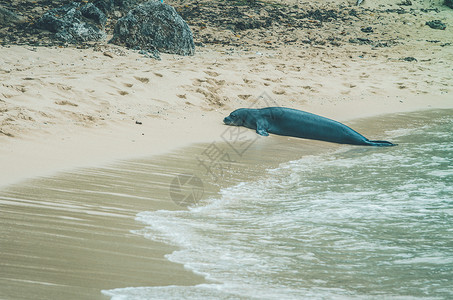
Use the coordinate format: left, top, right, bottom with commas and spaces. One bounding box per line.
105, 111, 453, 299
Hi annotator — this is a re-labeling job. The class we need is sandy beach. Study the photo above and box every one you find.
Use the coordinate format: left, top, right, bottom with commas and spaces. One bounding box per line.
1, 0, 453, 298
1, 41, 451, 186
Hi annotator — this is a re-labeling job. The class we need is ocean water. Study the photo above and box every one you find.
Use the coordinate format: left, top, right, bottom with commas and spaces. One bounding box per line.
104, 111, 453, 300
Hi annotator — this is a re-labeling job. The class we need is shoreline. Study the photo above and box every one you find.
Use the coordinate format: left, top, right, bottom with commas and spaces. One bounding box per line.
1, 92, 452, 189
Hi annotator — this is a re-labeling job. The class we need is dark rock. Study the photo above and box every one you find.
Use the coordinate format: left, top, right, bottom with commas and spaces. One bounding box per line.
81, 3, 107, 25
425, 20, 446, 30
349, 37, 373, 45
401, 56, 417, 62
421, 8, 440, 13
93, 0, 140, 14
373, 41, 392, 48
93, 0, 115, 14
303, 9, 339, 22
398, 0, 412, 6
229, 18, 271, 31
110, 1, 195, 56
114, 0, 141, 9
361, 26, 373, 33
138, 48, 161, 60
36, 3, 107, 43
0, 5, 26, 26
385, 8, 408, 14
445, 0, 453, 9
349, 9, 359, 17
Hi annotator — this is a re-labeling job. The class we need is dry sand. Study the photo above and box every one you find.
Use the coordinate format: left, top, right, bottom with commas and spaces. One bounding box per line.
1, 0, 452, 298
1, 38, 451, 186
1, 0, 452, 185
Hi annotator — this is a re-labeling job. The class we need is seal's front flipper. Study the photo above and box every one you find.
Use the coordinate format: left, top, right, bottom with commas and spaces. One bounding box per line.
256, 120, 269, 136
256, 128, 269, 136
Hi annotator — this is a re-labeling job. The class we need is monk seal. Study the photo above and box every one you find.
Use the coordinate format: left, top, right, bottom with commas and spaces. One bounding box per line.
223, 107, 396, 147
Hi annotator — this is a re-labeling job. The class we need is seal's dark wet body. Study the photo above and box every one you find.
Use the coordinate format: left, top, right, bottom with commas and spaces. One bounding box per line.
224, 107, 395, 147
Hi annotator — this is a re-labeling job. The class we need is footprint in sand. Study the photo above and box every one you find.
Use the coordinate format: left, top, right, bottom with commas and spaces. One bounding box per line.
272, 88, 286, 95
204, 71, 220, 77
192, 77, 228, 107
193, 78, 206, 86
396, 83, 407, 89
360, 72, 370, 79
263, 77, 283, 83
134, 76, 150, 83
209, 78, 225, 86
52, 83, 72, 91
301, 85, 320, 93
238, 94, 252, 100
55, 100, 78, 107
342, 83, 357, 89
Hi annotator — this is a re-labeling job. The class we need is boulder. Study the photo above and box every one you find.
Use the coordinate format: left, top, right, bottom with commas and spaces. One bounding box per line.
36, 3, 106, 43
110, 1, 195, 56
0, 5, 26, 26
93, 0, 115, 14
92, 0, 140, 15
114, 0, 141, 10
81, 3, 107, 25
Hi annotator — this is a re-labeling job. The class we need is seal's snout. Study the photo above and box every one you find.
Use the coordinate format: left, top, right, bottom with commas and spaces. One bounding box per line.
223, 116, 232, 125
224, 110, 243, 126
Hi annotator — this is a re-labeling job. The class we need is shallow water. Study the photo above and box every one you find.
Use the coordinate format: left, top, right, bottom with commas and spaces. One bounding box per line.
104, 110, 453, 299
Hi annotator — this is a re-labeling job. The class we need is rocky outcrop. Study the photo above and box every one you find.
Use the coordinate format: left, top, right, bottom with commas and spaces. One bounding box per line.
81, 3, 107, 25
109, 1, 195, 56
36, 2, 106, 43
92, 0, 141, 15
93, 0, 115, 14
0, 5, 26, 26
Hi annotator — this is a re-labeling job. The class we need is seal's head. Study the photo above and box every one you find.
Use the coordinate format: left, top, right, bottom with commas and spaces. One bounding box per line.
223, 108, 248, 126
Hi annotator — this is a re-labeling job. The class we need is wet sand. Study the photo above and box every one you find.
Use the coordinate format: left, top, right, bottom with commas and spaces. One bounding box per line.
0, 129, 338, 299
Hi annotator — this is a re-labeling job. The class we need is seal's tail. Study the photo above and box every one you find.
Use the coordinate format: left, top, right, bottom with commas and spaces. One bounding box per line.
366, 140, 397, 147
